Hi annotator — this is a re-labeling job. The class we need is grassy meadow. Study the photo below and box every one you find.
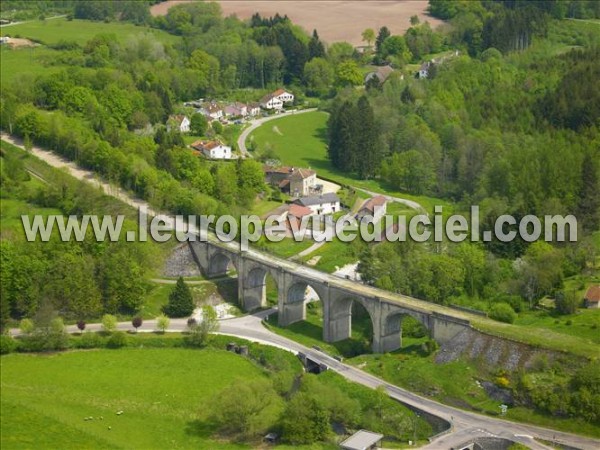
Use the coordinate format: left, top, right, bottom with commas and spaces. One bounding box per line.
0, 18, 179, 87
1, 348, 263, 449
1, 18, 179, 46
248, 111, 452, 212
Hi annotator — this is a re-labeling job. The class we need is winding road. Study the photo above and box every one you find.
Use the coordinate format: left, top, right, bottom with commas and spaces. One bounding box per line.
236, 108, 318, 156
9, 312, 599, 450
3, 135, 599, 449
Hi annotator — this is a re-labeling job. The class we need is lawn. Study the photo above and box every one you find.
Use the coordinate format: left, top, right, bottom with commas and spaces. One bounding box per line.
253, 235, 314, 259
0, 198, 61, 239
248, 111, 451, 213
514, 308, 600, 344
0, 46, 64, 86
0, 348, 263, 449
300, 235, 367, 273
1, 18, 179, 46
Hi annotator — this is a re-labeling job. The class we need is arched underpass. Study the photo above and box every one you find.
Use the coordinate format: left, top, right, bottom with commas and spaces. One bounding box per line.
205, 252, 240, 310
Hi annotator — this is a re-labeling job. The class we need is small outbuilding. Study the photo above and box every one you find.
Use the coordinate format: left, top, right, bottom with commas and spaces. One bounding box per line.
584, 285, 600, 309
340, 429, 384, 450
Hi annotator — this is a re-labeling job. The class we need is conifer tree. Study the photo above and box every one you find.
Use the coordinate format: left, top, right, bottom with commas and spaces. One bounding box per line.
163, 277, 195, 318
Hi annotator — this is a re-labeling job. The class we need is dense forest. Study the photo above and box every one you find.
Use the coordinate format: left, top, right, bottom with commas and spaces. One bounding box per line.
323, 1, 600, 318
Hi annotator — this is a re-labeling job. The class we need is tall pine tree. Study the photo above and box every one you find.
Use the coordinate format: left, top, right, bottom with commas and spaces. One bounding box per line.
308, 29, 326, 59
577, 153, 600, 232
356, 96, 381, 179
163, 277, 195, 318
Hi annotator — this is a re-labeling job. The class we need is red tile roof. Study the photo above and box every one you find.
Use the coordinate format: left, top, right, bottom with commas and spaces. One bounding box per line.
585, 285, 600, 302
191, 140, 223, 151
288, 204, 312, 217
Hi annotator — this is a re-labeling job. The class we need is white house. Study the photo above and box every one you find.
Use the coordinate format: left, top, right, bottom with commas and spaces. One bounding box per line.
273, 88, 294, 103
167, 115, 190, 133
293, 193, 340, 215
198, 102, 223, 121
356, 195, 387, 222
247, 102, 262, 116
260, 93, 284, 110
260, 89, 294, 110
191, 140, 232, 159
418, 61, 433, 79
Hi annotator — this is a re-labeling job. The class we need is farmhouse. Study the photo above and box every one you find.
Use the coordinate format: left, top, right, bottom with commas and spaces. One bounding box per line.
293, 193, 340, 215
364, 65, 394, 85
191, 140, 232, 159
287, 204, 314, 227
584, 285, 600, 309
260, 88, 294, 110
167, 114, 190, 133
264, 166, 317, 197
356, 195, 387, 222
198, 101, 224, 121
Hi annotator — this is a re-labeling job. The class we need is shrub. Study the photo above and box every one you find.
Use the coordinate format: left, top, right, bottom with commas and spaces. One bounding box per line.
76, 320, 86, 333
101, 314, 118, 333
19, 318, 34, 335
107, 331, 128, 349
0, 335, 17, 354
156, 314, 170, 333
77, 331, 104, 349
555, 290, 580, 315
132, 316, 143, 332
489, 302, 516, 324
187, 317, 197, 330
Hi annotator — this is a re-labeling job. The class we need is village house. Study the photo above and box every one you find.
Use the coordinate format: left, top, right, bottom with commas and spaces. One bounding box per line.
418, 61, 432, 79
260, 88, 294, 110
287, 204, 314, 228
356, 195, 387, 222
247, 102, 262, 116
293, 193, 340, 215
198, 101, 224, 121
224, 102, 248, 117
263, 166, 317, 197
191, 140, 232, 159
167, 114, 190, 133
364, 65, 394, 86
584, 285, 600, 309
260, 93, 283, 110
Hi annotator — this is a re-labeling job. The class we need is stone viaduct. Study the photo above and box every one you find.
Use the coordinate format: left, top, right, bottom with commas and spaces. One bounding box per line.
189, 240, 470, 353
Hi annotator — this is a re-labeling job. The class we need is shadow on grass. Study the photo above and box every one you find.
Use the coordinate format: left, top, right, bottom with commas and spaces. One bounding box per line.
185, 418, 218, 439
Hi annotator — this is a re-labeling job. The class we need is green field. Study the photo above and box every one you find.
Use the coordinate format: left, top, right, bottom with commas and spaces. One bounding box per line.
248, 111, 451, 213
254, 235, 314, 259
1, 18, 179, 86
1, 18, 179, 46
1, 348, 263, 449
0, 46, 63, 86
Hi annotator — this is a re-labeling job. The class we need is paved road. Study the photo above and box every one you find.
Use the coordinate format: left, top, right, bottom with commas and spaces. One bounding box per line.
4, 135, 599, 449
9, 312, 598, 450
236, 108, 319, 156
